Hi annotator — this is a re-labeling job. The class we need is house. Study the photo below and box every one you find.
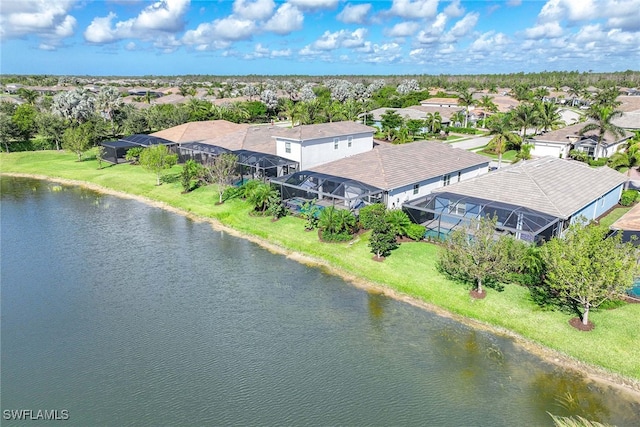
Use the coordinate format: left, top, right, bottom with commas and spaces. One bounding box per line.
404, 157, 627, 243
419, 98, 460, 108
271, 141, 490, 210
272, 121, 376, 170
527, 122, 633, 159
612, 111, 640, 131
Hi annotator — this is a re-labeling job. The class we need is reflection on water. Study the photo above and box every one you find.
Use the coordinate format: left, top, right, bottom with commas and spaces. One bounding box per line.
1, 177, 639, 426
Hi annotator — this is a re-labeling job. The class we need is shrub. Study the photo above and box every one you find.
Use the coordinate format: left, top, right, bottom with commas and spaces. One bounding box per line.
447, 126, 479, 135
320, 229, 353, 242
222, 186, 242, 201
568, 149, 588, 163
588, 158, 608, 167
125, 147, 144, 164
620, 189, 639, 206
406, 223, 426, 241
358, 203, 386, 229
385, 209, 412, 237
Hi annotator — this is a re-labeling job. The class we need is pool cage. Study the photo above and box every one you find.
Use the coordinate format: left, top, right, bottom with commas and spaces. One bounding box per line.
234, 149, 299, 182
100, 134, 177, 164
178, 142, 230, 165
403, 192, 563, 244
271, 171, 385, 213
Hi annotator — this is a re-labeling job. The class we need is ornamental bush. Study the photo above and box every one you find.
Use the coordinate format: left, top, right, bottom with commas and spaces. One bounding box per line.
620, 189, 639, 206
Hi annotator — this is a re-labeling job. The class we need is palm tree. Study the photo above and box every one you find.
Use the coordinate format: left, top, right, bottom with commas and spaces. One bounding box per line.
476, 96, 498, 128
425, 112, 442, 134
536, 101, 563, 133
579, 105, 626, 160
511, 103, 539, 138
487, 113, 521, 169
319, 206, 356, 236
457, 89, 475, 128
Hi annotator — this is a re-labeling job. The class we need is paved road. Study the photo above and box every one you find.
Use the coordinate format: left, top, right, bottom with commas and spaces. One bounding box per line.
450, 136, 491, 150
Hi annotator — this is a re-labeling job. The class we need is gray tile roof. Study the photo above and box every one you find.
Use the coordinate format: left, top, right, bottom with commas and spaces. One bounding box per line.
369, 106, 454, 122
274, 121, 375, 141
433, 157, 626, 219
307, 141, 490, 191
612, 111, 640, 130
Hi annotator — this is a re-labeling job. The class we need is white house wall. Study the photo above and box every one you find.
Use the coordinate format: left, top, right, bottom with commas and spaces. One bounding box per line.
531, 142, 568, 158
276, 133, 373, 170
391, 163, 490, 209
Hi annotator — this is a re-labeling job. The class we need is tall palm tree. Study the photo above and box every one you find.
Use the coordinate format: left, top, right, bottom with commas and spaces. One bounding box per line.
487, 113, 521, 169
511, 103, 539, 138
457, 89, 475, 128
425, 112, 442, 134
579, 105, 626, 160
536, 101, 563, 133
476, 95, 498, 128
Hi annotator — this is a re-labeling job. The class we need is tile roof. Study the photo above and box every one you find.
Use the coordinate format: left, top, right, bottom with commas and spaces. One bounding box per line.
369, 106, 454, 121
433, 157, 626, 219
274, 121, 375, 141
612, 111, 640, 129
151, 120, 248, 143
307, 141, 490, 191
610, 201, 640, 231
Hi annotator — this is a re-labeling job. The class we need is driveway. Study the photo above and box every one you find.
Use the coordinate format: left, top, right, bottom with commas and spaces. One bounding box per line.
450, 136, 491, 150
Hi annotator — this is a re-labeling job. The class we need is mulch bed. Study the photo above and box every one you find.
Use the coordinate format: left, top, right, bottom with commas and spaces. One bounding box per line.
469, 289, 486, 299
569, 317, 595, 331
372, 255, 385, 262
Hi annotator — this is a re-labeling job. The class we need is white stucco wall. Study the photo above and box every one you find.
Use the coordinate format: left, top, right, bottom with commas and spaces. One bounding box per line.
390, 163, 490, 209
531, 141, 568, 158
275, 132, 373, 170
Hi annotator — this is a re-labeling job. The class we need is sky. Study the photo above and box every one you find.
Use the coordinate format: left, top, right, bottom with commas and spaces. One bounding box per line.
1, 0, 639, 76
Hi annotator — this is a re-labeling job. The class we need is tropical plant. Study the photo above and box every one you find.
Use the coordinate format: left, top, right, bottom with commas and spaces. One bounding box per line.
512, 103, 539, 138
438, 215, 513, 296
425, 112, 442, 134
457, 89, 475, 128
319, 206, 356, 238
139, 144, 178, 186
384, 209, 413, 238
369, 221, 399, 259
300, 199, 320, 230
579, 105, 626, 160
266, 193, 287, 219
540, 223, 638, 326
246, 182, 278, 213
486, 113, 521, 168
536, 101, 564, 133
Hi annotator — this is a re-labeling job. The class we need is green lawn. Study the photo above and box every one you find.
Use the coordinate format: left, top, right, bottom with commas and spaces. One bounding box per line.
2, 150, 640, 383
473, 148, 519, 162
598, 207, 632, 229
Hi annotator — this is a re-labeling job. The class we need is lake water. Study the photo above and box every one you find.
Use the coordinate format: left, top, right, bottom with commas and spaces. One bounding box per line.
1, 177, 639, 426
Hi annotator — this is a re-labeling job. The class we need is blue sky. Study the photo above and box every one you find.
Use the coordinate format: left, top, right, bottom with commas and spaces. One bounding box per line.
1, 0, 639, 76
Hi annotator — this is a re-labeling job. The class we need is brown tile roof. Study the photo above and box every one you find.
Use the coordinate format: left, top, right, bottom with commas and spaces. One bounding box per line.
619, 96, 640, 113
151, 120, 248, 143
433, 157, 626, 219
611, 201, 640, 231
308, 141, 489, 191
369, 106, 454, 121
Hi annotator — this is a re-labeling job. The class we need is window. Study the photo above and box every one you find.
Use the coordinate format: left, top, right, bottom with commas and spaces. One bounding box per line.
443, 174, 451, 186
285, 141, 291, 153
347, 136, 353, 148
334, 138, 339, 150
448, 202, 466, 216
413, 184, 419, 195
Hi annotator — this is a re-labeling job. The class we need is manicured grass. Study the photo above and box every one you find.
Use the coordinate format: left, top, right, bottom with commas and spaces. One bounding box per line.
473, 148, 519, 162
2, 150, 640, 382
598, 207, 632, 229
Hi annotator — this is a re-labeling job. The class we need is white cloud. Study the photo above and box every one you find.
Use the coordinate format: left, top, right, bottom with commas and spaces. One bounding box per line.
444, 0, 464, 18
605, 0, 640, 31
287, 0, 339, 11
447, 12, 478, 38
182, 17, 256, 49
385, 21, 421, 38
389, 0, 439, 19
538, 0, 597, 23
310, 28, 368, 51
415, 13, 447, 44
342, 28, 368, 48
262, 3, 304, 35
470, 31, 510, 52
524, 22, 564, 39
84, 0, 189, 44
232, 0, 276, 21
1, 0, 77, 48
361, 42, 402, 63
245, 43, 292, 59
337, 3, 371, 24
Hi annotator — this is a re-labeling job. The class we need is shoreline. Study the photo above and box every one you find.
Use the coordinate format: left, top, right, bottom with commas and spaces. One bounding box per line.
3, 171, 640, 400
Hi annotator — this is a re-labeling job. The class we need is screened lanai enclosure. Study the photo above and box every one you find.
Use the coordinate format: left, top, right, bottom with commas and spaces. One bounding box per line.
234, 150, 299, 181
100, 134, 177, 164
178, 142, 230, 165
271, 171, 385, 214
403, 192, 563, 244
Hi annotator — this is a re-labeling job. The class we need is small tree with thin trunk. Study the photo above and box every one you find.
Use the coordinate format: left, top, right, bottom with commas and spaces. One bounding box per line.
540, 223, 638, 327
438, 215, 512, 297
207, 153, 238, 204
139, 144, 178, 186
62, 124, 92, 161
369, 220, 399, 260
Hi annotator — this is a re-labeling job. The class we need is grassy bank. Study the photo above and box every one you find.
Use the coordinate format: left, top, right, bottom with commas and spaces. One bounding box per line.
2, 150, 639, 387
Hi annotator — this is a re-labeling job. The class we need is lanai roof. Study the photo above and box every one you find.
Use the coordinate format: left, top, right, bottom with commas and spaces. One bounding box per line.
305, 141, 490, 191
432, 157, 626, 219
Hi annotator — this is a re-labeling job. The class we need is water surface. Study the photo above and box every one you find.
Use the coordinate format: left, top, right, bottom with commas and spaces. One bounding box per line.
2, 177, 639, 426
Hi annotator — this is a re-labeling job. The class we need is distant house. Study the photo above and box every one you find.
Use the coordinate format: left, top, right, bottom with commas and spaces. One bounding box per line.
527, 122, 633, 159
272, 141, 490, 210
404, 157, 626, 243
367, 107, 452, 132
612, 111, 640, 131
419, 98, 460, 108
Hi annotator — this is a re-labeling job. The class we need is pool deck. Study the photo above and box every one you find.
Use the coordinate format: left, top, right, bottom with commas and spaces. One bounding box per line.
610, 200, 640, 231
